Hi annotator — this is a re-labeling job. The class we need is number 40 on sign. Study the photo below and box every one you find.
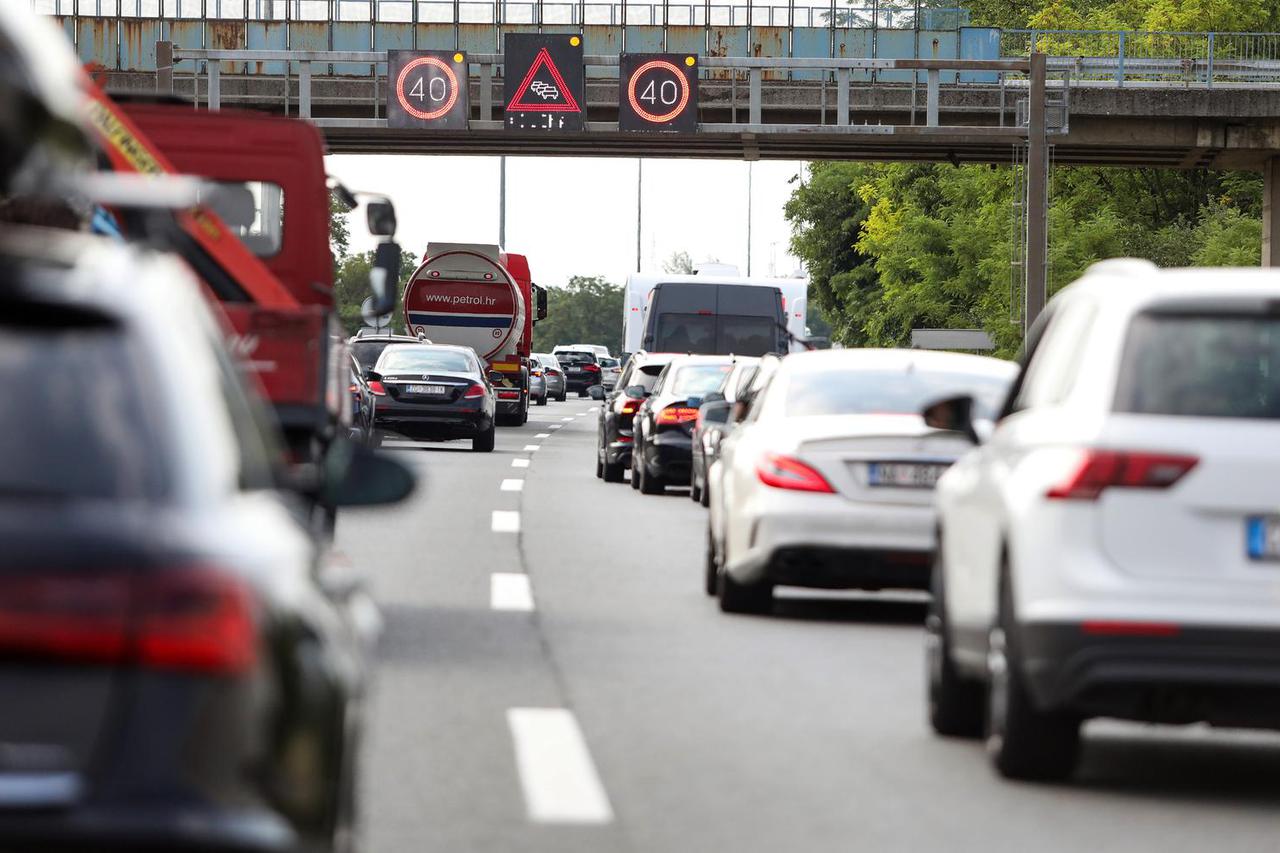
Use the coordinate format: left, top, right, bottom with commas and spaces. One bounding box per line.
387, 50, 470, 130
619, 53, 698, 133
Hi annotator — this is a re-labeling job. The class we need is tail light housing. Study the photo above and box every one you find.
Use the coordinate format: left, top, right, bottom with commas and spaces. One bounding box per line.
583, 363, 601, 374
756, 453, 834, 493
368, 380, 387, 396
1046, 450, 1198, 500
532, 370, 543, 377
620, 398, 643, 416
656, 405, 699, 426
463, 383, 485, 399
0, 567, 257, 675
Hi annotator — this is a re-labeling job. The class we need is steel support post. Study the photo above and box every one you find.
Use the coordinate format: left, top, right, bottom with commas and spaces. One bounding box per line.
157, 40, 174, 93
1264, 157, 1280, 267
926, 67, 938, 125
749, 68, 762, 125
835, 67, 849, 125
299, 61, 311, 118
208, 62, 220, 109
1025, 52, 1048, 330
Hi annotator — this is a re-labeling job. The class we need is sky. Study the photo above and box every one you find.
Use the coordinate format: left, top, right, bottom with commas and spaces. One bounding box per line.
324, 154, 808, 288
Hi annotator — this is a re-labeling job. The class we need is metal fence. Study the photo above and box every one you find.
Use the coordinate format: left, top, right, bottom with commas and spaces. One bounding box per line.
31, 0, 968, 28
1003, 29, 1280, 85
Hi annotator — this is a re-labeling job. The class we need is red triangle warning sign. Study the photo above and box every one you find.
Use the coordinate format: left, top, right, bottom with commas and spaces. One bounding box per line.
507, 47, 582, 113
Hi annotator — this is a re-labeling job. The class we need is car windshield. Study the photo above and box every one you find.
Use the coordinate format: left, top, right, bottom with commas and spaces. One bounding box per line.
784, 368, 1010, 420
558, 352, 596, 365
670, 363, 735, 396
0, 322, 168, 501
1114, 313, 1280, 419
379, 348, 475, 374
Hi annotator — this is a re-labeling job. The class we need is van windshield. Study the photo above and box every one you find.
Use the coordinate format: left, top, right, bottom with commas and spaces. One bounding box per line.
655, 314, 778, 356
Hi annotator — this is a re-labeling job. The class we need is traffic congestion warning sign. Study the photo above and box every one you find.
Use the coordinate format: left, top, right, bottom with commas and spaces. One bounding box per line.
619, 53, 698, 132
504, 34, 585, 131
388, 50, 469, 130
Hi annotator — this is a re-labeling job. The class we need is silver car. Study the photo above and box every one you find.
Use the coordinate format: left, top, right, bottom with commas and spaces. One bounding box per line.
531, 353, 566, 403
599, 356, 622, 391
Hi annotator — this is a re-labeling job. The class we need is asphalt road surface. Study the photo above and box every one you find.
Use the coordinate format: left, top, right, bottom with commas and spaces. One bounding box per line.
335, 401, 1280, 853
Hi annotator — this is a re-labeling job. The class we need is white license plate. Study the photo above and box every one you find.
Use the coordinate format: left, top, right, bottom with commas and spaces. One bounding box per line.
405, 384, 447, 395
567, 368, 582, 373
866, 462, 948, 488
1247, 516, 1280, 561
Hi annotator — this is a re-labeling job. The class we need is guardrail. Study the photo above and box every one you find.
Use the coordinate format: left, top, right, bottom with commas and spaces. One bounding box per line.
33, 0, 969, 29
165, 44, 1034, 133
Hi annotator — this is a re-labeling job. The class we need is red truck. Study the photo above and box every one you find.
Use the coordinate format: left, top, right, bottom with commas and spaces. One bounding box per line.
82, 84, 401, 525
402, 243, 547, 426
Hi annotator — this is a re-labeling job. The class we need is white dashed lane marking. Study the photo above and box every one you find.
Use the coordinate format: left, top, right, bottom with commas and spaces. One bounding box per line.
536, 433, 551, 438
491, 511, 520, 533
549, 425, 561, 430
561, 417, 574, 421
507, 708, 614, 825
490, 573, 534, 611
500, 479, 524, 492
523, 444, 541, 451
512, 459, 530, 468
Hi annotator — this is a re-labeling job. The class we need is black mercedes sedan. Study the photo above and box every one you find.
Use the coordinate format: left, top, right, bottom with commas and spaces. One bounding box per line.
367, 343, 497, 452
631, 355, 737, 495
0, 229, 415, 852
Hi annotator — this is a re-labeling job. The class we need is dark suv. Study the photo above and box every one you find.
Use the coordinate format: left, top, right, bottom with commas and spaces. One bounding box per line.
557, 349, 603, 396
348, 330, 426, 372
595, 351, 675, 482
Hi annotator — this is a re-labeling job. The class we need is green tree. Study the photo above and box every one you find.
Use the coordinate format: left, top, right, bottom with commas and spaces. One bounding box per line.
333, 247, 421, 335
531, 275, 624, 355
329, 193, 351, 264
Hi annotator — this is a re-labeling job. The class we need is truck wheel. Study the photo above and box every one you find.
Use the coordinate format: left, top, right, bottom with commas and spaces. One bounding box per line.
472, 423, 496, 452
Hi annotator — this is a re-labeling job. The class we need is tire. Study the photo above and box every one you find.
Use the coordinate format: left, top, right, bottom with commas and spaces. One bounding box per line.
690, 467, 703, 503
602, 455, 625, 483
986, 570, 1080, 781
557, 389, 566, 402
926, 547, 984, 738
595, 451, 604, 479
578, 390, 587, 398
536, 394, 547, 406
638, 457, 664, 495
704, 528, 719, 596
700, 478, 710, 508
472, 423, 496, 452
629, 451, 641, 490
717, 567, 772, 614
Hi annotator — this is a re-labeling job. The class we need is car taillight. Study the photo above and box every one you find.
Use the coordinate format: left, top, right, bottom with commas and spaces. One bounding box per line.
756, 453, 834, 493
532, 370, 543, 377
1046, 450, 1198, 501
463, 383, 485, 399
621, 399, 642, 415
656, 405, 699, 426
584, 364, 600, 373
0, 567, 257, 675
368, 381, 387, 396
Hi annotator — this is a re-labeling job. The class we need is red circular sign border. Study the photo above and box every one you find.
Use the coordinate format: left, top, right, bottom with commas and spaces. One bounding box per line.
626, 59, 691, 124
395, 55, 460, 122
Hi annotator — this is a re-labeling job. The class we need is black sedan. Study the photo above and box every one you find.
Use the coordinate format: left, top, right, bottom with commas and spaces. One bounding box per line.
0, 229, 414, 852
594, 351, 674, 483
367, 343, 497, 452
631, 355, 737, 495
348, 351, 377, 445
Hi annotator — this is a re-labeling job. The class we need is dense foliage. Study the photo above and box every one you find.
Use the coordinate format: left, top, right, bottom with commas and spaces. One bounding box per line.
531, 275, 625, 355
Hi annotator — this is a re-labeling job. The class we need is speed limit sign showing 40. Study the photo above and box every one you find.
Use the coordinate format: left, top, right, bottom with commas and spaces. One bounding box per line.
619, 53, 697, 133
388, 50, 469, 130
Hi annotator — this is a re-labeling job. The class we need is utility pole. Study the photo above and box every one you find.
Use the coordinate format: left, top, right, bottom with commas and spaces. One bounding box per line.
746, 162, 753, 276
1025, 52, 1048, 330
636, 159, 643, 273
498, 155, 507, 247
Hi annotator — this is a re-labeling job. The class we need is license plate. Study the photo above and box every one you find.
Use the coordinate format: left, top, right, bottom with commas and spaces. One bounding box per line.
1247, 516, 1280, 561
866, 462, 948, 488
567, 368, 582, 373
405, 384, 447, 395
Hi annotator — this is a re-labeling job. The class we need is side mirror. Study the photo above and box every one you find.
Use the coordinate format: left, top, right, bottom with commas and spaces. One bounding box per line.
588, 385, 605, 401
366, 199, 397, 237
921, 394, 980, 444
700, 400, 732, 426
367, 240, 401, 316
488, 370, 504, 385
625, 384, 648, 399
319, 438, 416, 507
533, 284, 549, 322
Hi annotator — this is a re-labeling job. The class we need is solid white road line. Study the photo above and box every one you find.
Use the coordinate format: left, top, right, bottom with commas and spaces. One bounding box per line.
512, 458, 531, 468
491, 511, 521, 533
523, 444, 541, 451
490, 573, 534, 611
500, 479, 524, 492
507, 708, 614, 825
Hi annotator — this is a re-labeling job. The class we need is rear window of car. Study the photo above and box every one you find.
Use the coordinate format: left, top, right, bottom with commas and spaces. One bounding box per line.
784, 368, 1010, 420
351, 340, 392, 370
0, 319, 168, 501
1114, 313, 1280, 419
378, 347, 475, 374
670, 363, 734, 396
557, 351, 596, 365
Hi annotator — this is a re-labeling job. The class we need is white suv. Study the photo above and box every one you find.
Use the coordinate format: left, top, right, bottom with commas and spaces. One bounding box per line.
925, 260, 1280, 781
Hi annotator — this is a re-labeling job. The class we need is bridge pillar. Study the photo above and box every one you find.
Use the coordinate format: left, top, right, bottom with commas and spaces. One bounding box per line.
1265, 158, 1280, 268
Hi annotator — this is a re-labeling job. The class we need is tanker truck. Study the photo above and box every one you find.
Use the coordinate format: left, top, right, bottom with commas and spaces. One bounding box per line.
403, 244, 547, 427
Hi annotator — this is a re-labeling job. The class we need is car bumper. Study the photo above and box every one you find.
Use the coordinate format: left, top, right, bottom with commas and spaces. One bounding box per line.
1019, 622, 1280, 728
605, 437, 634, 466
639, 433, 692, 482
374, 400, 491, 439
726, 491, 936, 589
0, 802, 297, 852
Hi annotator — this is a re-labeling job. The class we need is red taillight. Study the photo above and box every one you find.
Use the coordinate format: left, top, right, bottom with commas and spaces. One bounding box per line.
368, 380, 387, 396
621, 399, 642, 415
1046, 450, 1198, 501
1082, 621, 1180, 637
532, 370, 543, 377
583, 363, 601, 373
463, 383, 485, 399
656, 405, 699, 426
0, 568, 256, 675
756, 453, 834, 493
